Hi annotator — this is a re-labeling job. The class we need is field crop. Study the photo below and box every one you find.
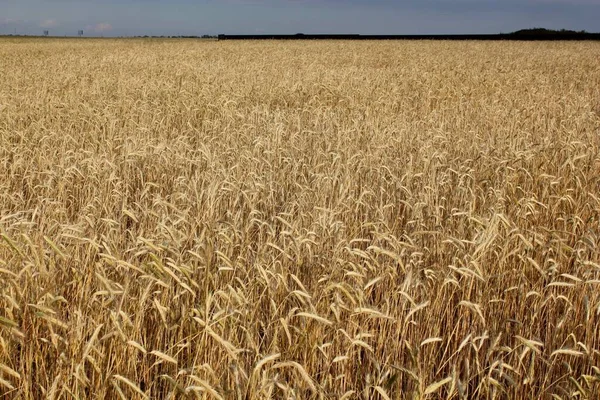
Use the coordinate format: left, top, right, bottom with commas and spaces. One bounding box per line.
0, 38, 599, 399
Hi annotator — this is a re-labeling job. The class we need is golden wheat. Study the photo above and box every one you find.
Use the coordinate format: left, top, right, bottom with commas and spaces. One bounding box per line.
0, 37, 599, 399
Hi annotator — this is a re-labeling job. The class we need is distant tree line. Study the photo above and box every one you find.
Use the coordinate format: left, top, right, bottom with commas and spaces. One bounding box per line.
218, 28, 599, 41
134, 35, 217, 39
1, 28, 596, 40
510, 28, 589, 35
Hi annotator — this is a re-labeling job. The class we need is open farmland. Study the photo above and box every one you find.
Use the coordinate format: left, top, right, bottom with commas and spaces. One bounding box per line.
0, 38, 600, 399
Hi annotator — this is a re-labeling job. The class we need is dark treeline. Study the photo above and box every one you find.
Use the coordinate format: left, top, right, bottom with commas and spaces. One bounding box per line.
2, 28, 596, 40
218, 28, 600, 41
134, 35, 217, 39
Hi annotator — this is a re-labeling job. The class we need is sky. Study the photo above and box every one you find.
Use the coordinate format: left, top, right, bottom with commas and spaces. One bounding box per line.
1, 0, 599, 37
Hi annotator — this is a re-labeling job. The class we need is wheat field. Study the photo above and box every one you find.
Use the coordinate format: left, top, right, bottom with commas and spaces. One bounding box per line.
0, 38, 599, 399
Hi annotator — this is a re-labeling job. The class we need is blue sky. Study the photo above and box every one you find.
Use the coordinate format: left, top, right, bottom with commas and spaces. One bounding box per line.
1, 0, 599, 36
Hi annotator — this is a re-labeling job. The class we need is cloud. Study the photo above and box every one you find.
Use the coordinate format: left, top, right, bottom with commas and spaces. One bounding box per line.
40, 19, 58, 28
87, 22, 113, 33
1, 18, 20, 25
